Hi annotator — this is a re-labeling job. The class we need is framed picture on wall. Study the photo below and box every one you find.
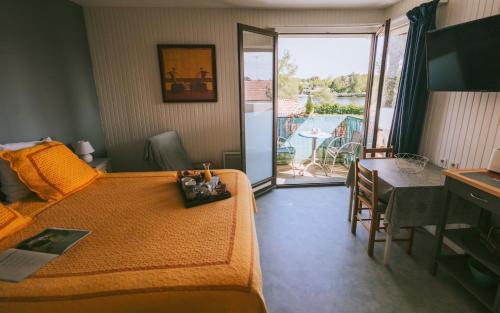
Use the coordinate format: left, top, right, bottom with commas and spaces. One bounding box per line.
157, 44, 218, 103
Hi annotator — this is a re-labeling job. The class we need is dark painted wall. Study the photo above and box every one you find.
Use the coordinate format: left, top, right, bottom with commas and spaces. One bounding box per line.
0, 0, 105, 155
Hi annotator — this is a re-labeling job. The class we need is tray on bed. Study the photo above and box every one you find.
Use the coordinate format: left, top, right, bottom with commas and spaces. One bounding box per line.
177, 171, 231, 208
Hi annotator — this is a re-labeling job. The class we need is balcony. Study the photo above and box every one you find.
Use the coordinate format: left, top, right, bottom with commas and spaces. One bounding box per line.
276, 114, 363, 185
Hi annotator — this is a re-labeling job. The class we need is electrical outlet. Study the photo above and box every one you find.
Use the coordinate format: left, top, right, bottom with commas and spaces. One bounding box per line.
440, 159, 448, 168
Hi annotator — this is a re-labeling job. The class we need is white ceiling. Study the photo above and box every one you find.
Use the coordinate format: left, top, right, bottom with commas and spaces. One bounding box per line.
71, 0, 402, 9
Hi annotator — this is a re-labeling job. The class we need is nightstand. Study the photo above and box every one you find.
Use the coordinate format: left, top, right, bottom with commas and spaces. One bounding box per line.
89, 158, 111, 173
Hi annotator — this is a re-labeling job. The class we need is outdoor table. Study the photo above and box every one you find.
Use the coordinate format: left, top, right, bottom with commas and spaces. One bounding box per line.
346, 158, 446, 264
298, 130, 331, 176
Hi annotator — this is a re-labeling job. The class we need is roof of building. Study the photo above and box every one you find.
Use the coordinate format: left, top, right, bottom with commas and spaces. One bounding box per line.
244, 80, 272, 101
278, 98, 304, 117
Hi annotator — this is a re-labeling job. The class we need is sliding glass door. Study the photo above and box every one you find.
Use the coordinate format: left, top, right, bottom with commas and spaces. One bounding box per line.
238, 24, 278, 192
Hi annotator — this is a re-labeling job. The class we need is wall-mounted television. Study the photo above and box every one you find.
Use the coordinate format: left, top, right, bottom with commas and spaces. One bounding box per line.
426, 14, 500, 92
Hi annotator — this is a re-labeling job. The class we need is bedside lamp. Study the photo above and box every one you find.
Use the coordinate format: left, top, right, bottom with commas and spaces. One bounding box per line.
74, 141, 95, 163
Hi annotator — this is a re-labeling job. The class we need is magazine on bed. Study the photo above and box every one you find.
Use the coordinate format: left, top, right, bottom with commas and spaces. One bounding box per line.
0, 227, 90, 283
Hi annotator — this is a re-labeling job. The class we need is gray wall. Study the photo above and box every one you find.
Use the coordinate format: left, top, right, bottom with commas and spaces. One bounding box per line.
0, 0, 105, 155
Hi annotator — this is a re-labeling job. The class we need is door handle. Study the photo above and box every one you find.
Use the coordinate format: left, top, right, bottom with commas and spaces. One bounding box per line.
469, 193, 488, 203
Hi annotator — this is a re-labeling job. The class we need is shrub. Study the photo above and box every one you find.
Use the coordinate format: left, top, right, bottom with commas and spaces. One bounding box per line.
305, 95, 314, 115
314, 103, 364, 115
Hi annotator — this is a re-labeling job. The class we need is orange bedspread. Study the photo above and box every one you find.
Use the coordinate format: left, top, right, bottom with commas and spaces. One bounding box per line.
0, 170, 267, 313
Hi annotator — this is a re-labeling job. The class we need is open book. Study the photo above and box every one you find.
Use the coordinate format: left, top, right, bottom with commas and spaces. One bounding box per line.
0, 228, 90, 282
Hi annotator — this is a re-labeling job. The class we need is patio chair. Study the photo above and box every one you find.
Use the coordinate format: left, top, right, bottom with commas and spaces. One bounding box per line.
320, 130, 362, 175
277, 136, 297, 177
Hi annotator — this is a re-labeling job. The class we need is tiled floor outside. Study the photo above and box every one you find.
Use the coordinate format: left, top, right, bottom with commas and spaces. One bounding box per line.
276, 162, 349, 185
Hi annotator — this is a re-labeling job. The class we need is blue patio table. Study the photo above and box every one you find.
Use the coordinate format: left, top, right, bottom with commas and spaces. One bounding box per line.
298, 130, 331, 176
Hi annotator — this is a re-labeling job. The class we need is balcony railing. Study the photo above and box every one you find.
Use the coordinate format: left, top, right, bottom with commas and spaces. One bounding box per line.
277, 114, 363, 174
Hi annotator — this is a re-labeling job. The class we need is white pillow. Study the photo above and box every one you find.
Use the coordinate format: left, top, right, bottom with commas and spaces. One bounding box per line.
0, 138, 52, 203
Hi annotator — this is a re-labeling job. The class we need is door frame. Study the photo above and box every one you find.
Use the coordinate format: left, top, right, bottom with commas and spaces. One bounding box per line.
363, 19, 392, 149
362, 32, 377, 147
237, 23, 278, 195
371, 19, 391, 149
238, 25, 396, 189
275, 32, 377, 187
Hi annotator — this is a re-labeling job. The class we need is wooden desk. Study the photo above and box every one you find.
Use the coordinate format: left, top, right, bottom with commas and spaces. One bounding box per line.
432, 168, 500, 312
443, 168, 500, 198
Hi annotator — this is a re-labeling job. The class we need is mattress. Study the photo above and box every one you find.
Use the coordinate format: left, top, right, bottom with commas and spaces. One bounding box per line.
0, 170, 267, 313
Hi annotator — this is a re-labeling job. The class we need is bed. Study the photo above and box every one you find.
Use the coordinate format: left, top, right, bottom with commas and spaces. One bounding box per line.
0, 170, 267, 313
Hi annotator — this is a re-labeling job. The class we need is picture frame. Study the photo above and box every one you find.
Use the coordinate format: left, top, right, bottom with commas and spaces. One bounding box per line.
157, 44, 218, 103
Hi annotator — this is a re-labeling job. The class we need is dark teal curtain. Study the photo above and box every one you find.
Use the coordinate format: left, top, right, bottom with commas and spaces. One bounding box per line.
389, 0, 439, 154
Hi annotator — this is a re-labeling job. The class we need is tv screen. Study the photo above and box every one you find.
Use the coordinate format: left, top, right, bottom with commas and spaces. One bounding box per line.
426, 14, 500, 92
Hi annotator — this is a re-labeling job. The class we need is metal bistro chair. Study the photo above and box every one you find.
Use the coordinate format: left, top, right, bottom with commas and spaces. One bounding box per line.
321, 130, 362, 176
277, 136, 297, 177
350, 159, 414, 257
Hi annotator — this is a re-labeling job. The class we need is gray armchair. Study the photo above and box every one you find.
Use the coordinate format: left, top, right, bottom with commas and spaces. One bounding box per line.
144, 131, 213, 171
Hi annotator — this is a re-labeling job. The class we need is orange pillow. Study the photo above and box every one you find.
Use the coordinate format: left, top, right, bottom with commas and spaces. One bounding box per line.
0, 203, 31, 241
0, 141, 99, 201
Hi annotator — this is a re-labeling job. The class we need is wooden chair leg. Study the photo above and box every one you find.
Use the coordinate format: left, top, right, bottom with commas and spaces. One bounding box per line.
375, 212, 382, 231
367, 209, 378, 257
348, 186, 354, 222
407, 227, 415, 255
351, 199, 359, 235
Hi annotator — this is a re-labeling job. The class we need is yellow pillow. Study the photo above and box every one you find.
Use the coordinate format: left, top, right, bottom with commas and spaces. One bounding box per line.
0, 141, 99, 201
0, 203, 31, 241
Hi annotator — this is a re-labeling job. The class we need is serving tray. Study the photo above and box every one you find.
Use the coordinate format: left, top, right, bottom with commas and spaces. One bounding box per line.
177, 172, 231, 208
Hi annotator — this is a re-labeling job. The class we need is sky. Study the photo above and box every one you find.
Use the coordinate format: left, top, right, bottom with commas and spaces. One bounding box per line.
244, 36, 372, 80
280, 37, 372, 78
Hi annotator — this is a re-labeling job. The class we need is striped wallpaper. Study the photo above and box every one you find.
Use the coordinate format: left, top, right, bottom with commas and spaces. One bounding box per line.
84, 7, 385, 171
84, 2, 499, 171
386, 0, 500, 169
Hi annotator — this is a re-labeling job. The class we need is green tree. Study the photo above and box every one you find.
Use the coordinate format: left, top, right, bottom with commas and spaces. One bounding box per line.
305, 95, 314, 115
329, 73, 368, 94
352, 73, 368, 93
298, 82, 305, 94
279, 50, 297, 76
278, 50, 300, 99
311, 86, 335, 104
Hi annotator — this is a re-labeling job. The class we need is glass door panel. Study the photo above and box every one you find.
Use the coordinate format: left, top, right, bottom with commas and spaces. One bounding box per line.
238, 24, 277, 189
377, 26, 409, 147
365, 21, 390, 149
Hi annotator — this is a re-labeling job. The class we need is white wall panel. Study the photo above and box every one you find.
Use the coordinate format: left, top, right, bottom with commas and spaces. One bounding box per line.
84, 7, 385, 170
86, 2, 499, 172
387, 0, 500, 168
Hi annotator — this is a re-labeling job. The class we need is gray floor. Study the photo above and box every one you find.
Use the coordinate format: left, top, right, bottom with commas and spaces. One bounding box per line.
255, 187, 489, 313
